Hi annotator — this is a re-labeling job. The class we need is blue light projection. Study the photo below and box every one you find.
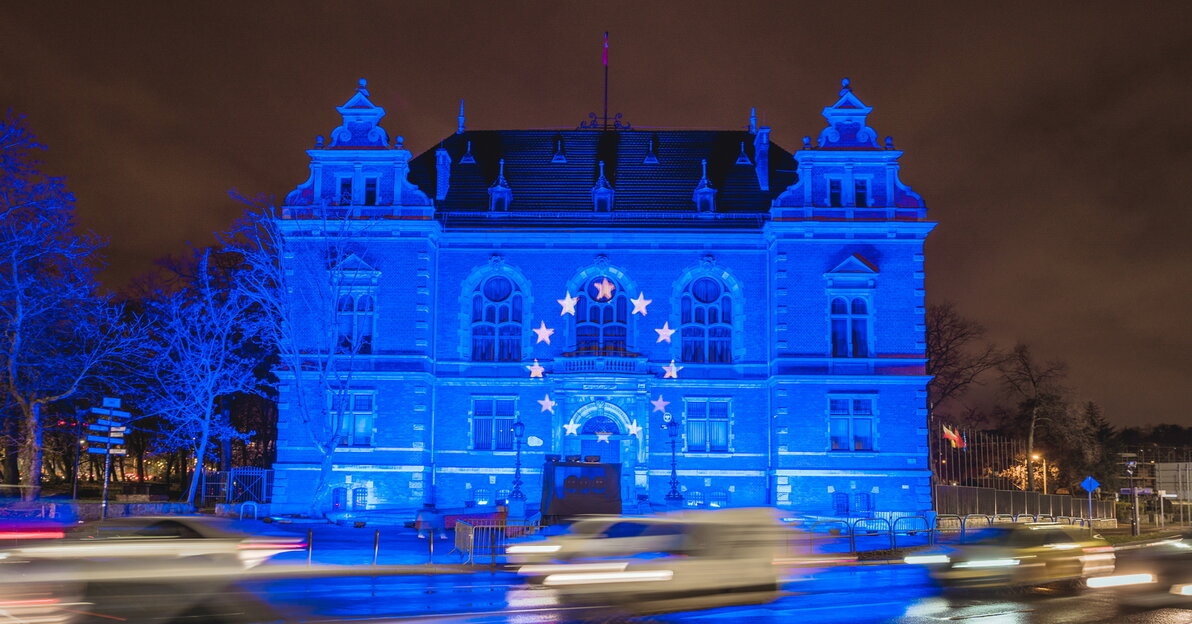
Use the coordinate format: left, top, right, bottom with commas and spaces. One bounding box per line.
269, 78, 936, 520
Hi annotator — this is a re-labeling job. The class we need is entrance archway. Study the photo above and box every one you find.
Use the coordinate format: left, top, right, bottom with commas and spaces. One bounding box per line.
563, 401, 642, 505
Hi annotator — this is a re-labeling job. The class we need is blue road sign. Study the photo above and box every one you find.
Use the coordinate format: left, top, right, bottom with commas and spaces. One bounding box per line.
1081, 476, 1101, 492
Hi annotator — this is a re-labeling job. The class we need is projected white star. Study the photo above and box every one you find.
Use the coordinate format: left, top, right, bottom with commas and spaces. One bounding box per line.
532, 321, 554, 344
662, 360, 683, 379
537, 394, 556, 413
655, 322, 675, 343
527, 359, 545, 378
557, 291, 578, 316
650, 394, 670, 413
627, 420, 642, 436
563, 421, 580, 435
596, 433, 611, 443
594, 277, 616, 301
630, 292, 652, 315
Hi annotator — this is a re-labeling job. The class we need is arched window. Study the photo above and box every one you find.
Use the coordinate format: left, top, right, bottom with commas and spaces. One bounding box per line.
575, 276, 629, 355
830, 297, 870, 357
680, 277, 732, 363
336, 293, 375, 354
471, 276, 523, 361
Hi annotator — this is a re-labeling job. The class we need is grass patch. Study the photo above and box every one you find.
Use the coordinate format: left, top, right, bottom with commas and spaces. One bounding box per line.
1103, 531, 1179, 546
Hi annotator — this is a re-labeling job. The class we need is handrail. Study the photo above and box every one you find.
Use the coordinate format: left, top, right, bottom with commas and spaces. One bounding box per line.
892, 516, 931, 548
807, 520, 855, 554
852, 517, 894, 550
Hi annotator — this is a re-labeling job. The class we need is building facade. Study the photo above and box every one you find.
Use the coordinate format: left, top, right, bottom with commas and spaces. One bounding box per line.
269, 78, 936, 518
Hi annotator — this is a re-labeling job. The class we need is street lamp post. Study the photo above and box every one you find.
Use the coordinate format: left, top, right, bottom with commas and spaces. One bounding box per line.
510, 420, 526, 500
663, 413, 683, 505
1032, 454, 1047, 495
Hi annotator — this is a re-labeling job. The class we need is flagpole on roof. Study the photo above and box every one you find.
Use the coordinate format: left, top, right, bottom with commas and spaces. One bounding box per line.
602, 31, 609, 130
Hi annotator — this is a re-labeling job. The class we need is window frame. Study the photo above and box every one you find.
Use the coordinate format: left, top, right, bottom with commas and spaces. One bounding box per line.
679, 276, 733, 364
329, 389, 376, 447
470, 275, 524, 362
829, 295, 872, 358
336, 292, 376, 355
684, 397, 732, 453
827, 396, 876, 452
471, 396, 518, 451
573, 275, 631, 355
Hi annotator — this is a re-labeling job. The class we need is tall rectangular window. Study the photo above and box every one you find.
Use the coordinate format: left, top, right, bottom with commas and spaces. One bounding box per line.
829, 397, 874, 451
854, 179, 869, 207
331, 390, 374, 446
338, 177, 353, 205
830, 296, 871, 358
472, 398, 515, 451
828, 179, 842, 207
686, 399, 730, 452
363, 176, 378, 205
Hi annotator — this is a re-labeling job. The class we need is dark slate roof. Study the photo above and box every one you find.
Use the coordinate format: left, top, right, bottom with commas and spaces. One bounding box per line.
407, 130, 798, 222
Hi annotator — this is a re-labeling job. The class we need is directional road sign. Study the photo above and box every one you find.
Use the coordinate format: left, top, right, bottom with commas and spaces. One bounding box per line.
87, 447, 127, 455
1080, 476, 1100, 492
94, 418, 123, 428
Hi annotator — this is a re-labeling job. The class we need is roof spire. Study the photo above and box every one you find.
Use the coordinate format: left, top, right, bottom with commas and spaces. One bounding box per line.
735, 142, 752, 165
457, 100, 466, 134
357, 78, 370, 96
749, 107, 758, 134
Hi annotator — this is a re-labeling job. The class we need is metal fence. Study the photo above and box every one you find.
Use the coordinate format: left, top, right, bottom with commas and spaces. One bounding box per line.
934, 485, 1115, 518
451, 519, 543, 566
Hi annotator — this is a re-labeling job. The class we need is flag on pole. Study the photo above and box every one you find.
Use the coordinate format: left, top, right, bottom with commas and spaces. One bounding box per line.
602, 32, 609, 67
943, 424, 966, 449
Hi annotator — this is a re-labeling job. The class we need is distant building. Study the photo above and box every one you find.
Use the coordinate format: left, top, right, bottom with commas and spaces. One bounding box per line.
269, 78, 935, 518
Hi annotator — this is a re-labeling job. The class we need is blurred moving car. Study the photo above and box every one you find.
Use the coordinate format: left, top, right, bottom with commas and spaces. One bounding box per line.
0, 516, 305, 623
3, 516, 305, 569
1086, 530, 1192, 608
904, 522, 1114, 590
510, 508, 786, 615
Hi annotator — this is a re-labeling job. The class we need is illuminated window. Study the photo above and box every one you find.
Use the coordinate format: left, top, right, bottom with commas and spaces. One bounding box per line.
681, 277, 732, 363
352, 488, 368, 510
832, 491, 849, 514
708, 491, 729, 508
330, 390, 374, 447
828, 178, 842, 207
685, 491, 705, 507
853, 178, 869, 207
829, 398, 874, 451
471, 276, 523, 361
685, 399, 730, 452
471, 488, 492, 506
574, 276, 629, 354
336, 293, 375, 354
472, 398, 516, 451
830, 296, 870, 357
854, 492, 872, 515
363, 176, 378, 205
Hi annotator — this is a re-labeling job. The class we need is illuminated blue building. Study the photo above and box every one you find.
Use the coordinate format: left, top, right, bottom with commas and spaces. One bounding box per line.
269, 79, 935, 519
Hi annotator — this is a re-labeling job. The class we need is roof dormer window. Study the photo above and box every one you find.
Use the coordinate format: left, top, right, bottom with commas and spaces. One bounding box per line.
592, 161, 614, 212
551, 135, 567, 164
828, 178, 843, 207
488, 158, 512, 211
337, 176, 353, 205
853, 178, 870, 207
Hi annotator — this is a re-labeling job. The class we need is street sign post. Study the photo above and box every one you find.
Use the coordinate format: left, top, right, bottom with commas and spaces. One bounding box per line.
1081, 476, 1100, 524
86, 400, 128, 520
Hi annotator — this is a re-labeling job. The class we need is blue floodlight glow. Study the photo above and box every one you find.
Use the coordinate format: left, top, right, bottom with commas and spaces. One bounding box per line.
267, 78, 935, 521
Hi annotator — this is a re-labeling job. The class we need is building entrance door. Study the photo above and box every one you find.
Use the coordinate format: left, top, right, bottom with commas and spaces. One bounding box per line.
580, 415, 621, 463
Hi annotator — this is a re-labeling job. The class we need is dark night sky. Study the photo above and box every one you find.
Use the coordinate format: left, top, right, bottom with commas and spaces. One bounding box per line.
2, 2, 1190, 427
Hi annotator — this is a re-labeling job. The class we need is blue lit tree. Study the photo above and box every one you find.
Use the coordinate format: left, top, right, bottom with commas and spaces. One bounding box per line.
0, 112, 143, 500
135, 248, 268, 505
227, 194, 375, 516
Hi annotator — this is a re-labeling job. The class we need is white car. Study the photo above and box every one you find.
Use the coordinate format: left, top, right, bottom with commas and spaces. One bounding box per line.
511, 508, 786, 616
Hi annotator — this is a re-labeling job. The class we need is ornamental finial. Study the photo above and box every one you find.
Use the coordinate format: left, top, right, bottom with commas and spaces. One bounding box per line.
840, 77, 851, 95
357, 78, 369, 96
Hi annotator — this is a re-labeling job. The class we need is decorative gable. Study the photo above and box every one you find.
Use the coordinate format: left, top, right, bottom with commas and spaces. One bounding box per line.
825, 253, 878, 289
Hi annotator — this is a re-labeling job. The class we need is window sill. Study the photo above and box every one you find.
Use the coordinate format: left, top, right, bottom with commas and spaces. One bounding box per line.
828, 449, 878, 454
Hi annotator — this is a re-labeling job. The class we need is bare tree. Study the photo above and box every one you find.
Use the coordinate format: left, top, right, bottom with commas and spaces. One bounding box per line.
135, 248, 269, 505
925, 302, 1004, 422
0, 112, 143, 500
226, 194, 373, 517
999, 344, 1068, 492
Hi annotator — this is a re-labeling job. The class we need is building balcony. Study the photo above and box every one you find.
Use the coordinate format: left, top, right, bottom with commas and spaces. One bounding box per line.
557, 350, 649, 375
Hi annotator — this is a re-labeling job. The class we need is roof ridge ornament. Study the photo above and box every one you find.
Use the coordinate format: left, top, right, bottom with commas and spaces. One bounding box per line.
329, 78, 389, 147
643, 134, 660, 164
457, 100, 466, 134
551, 135, 567, 163
816, 78, 879, 148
